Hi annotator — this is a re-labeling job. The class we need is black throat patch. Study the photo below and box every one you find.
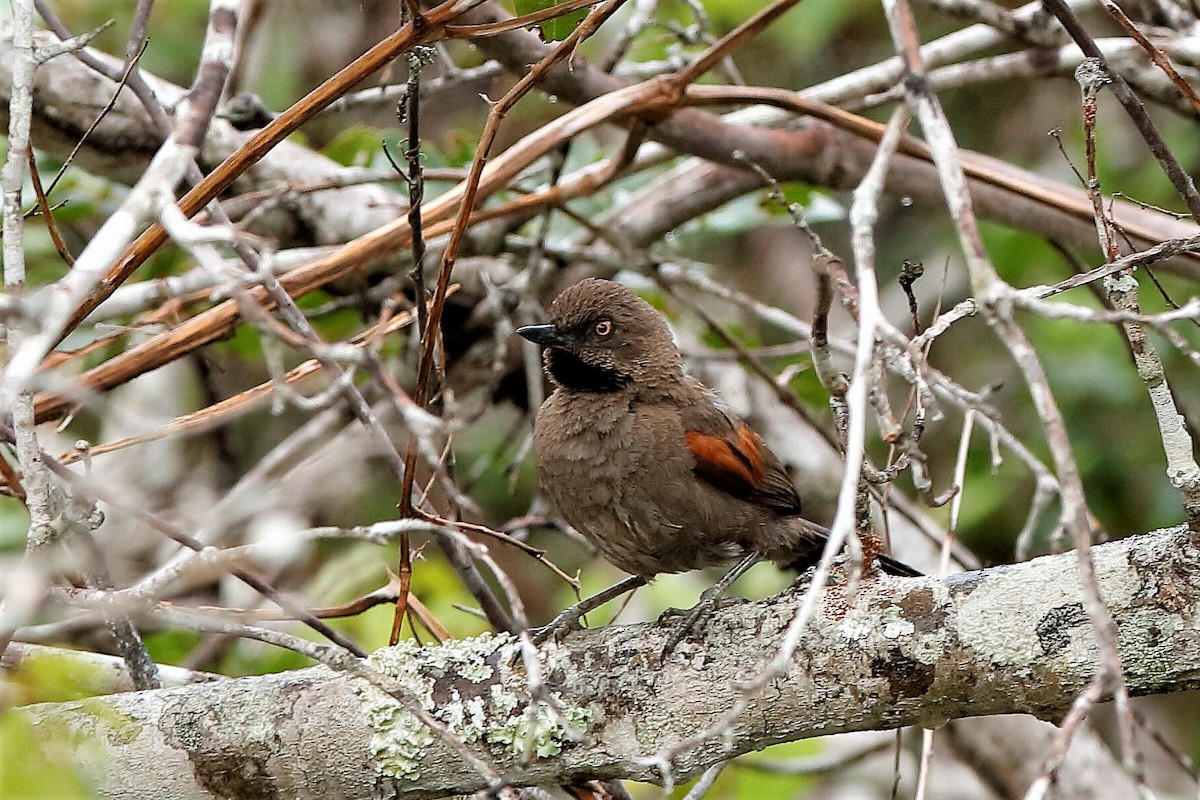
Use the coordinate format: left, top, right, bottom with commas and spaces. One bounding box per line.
546, 348, 628, 393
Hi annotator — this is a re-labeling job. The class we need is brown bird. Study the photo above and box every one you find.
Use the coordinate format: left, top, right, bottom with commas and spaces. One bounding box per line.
518, 278, 919, 584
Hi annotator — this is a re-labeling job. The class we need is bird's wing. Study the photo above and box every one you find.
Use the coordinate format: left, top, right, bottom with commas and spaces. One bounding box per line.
679, 383, 803, 514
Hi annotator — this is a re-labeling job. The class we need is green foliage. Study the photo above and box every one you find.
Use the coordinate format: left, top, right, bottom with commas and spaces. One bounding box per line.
977, 220, 1073, 287
667, 740, 821, 799
772, 185, 845, 224
699, 321, 759, 351
781, 358, 823, 398
515, 0, 587, 42
4, 650, 110, 705
303, 301, 363, 345
50, 0, 211, 85
707, 0, 873, 53
456, 407, 539, 521
955, 437, 1040, 561
0, 501, 31, 552
322, 126, 391, 168
424, 129, 481, 170
688, 195, 779, 236
142, 629, 203, 667
213, 319, 267, 363
0, 714, 94, 800
138, 245, 191, 282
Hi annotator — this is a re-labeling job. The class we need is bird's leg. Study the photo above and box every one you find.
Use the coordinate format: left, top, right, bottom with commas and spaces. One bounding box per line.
533, 575, 647, 644
662, 552, 761, 656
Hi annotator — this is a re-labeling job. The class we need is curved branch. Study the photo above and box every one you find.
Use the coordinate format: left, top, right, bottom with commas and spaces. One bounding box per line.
15, 527, 1199, 798
453, 0, 1200, 274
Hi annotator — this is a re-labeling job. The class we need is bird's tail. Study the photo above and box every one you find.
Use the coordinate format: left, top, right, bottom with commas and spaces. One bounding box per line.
782, 518, 923, 577
874, 552, 923, 577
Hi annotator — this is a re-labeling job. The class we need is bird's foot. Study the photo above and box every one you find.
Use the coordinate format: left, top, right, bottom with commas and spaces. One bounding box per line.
660, 583, 744, 656
659, 552, 762, 658
532, 604, 588, 645
657, 591, 743, 622
787, 566, 817, 590
533, 575, 647, 646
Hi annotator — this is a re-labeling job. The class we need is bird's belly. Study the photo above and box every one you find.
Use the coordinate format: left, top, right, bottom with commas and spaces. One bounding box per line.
534, 412, 748, 577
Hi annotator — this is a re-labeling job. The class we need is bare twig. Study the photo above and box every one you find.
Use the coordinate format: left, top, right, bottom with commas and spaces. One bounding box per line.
1, 0, 56, 664
42, 457, 368, 658
391, 0, 629, 642
1099, 0, 1200, 116
1073, 58, 1200, 530
1041, 0, 1200, 224
12, 0, 492, 376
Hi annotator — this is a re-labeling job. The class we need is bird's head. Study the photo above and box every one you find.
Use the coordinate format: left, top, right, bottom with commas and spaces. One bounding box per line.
517, 278, 682, 393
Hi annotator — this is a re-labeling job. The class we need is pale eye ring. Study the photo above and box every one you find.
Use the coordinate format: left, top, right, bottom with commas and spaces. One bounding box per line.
594, 319, 614, 338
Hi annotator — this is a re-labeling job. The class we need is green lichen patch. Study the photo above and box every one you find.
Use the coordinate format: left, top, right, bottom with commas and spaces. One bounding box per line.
352, 639, 438, 780
77, 697, 143, 746
422, 633, 501, 683
354, 634, 602, 779
482, 696, 598, 758
8, 649, 121, 704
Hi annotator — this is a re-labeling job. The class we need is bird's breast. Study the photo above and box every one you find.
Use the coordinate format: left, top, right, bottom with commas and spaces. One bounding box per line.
531, 391, 751, 576
531, 391, 635, 509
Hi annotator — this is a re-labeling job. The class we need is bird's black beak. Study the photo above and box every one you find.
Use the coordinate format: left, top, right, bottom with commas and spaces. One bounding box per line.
517, 323, 571, 350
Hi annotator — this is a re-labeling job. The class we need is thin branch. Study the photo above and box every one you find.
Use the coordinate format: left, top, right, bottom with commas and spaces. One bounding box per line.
10, 0, 491, 374
1073, 57, 1200, 531
1041, 0, 1200, 224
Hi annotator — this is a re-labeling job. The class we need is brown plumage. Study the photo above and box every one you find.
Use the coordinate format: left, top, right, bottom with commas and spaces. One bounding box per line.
518, 278, 919, 580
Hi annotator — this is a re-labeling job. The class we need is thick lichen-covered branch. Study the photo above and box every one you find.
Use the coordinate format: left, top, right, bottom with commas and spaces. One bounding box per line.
15, 527, 1200, 799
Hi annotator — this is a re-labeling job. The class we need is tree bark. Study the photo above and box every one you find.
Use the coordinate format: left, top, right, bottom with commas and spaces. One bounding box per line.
14, 526, 1198, 799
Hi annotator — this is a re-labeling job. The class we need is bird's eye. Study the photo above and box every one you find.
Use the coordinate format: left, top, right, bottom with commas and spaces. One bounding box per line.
594, 319, 614, 338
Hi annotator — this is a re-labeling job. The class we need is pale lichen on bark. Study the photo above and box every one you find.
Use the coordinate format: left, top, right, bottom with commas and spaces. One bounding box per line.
10, 528, 1200, 798
354, 633, 602, 781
